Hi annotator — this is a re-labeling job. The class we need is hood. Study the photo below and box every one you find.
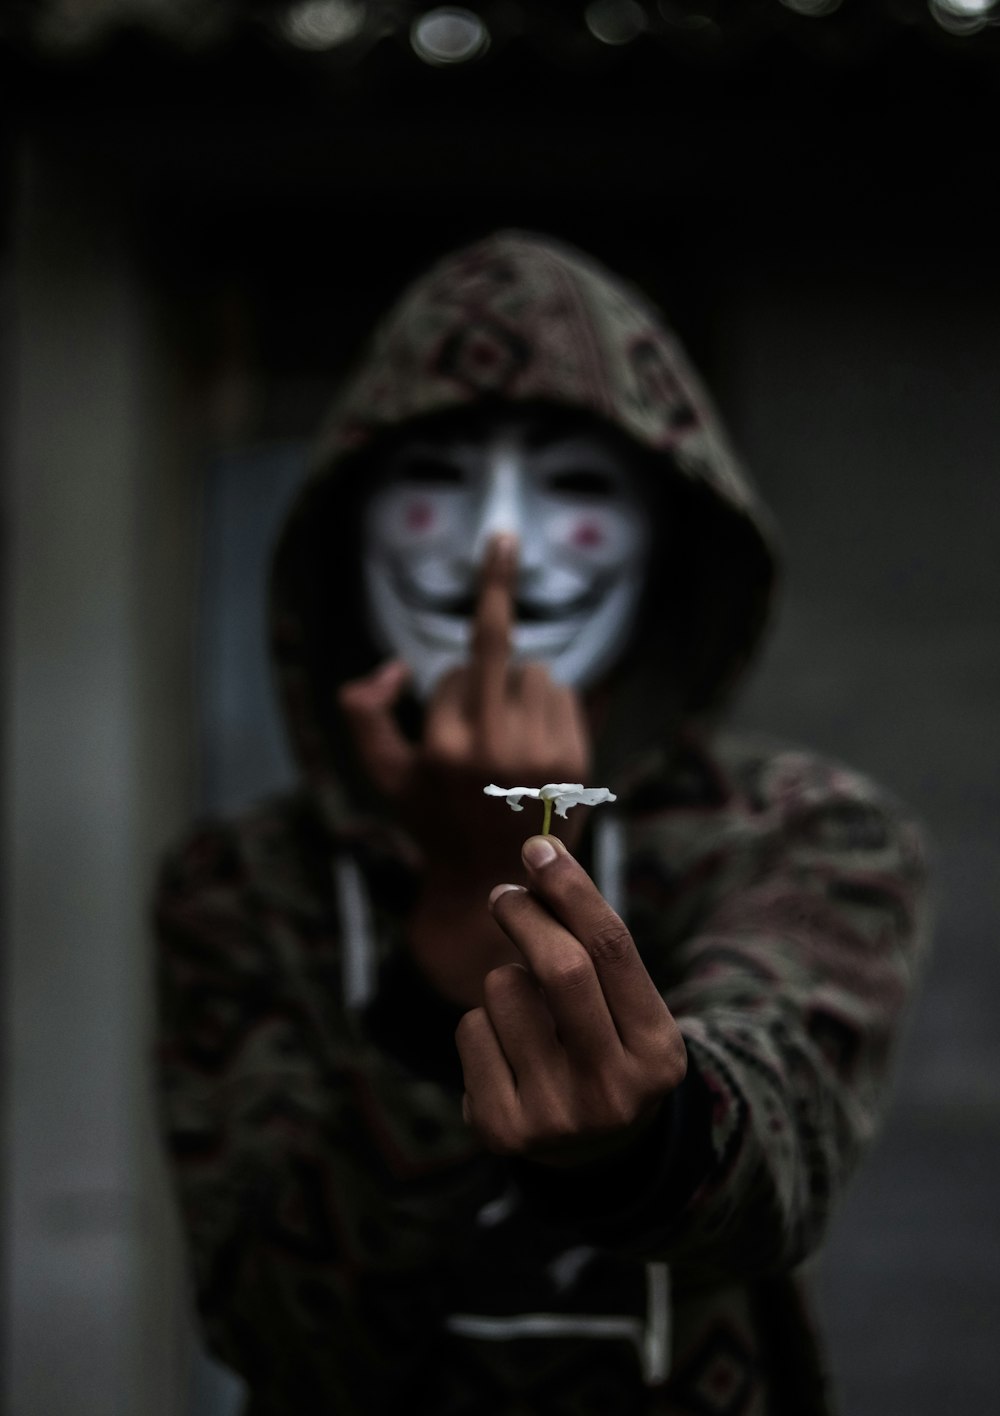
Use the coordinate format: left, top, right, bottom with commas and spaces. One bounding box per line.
270, 230, 778, 826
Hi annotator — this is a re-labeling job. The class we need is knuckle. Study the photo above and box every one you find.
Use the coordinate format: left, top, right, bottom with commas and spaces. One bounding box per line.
633, 1028, 688, 1095
586, 920, 635, 968
546, 958, 593, 994
482, 963, 526, 1008
589, 1076, 640, 1131
515, 1086, 575, 1150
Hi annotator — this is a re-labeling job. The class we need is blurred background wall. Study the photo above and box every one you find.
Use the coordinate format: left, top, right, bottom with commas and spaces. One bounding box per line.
2, 3, 999, 1414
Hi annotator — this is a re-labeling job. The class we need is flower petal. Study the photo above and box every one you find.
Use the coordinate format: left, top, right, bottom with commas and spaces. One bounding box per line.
573, 787, 618, 807
538, 783, 585, 800
484, 782, 616, 818
542, 783, 617, 817
484, 784, 541, 813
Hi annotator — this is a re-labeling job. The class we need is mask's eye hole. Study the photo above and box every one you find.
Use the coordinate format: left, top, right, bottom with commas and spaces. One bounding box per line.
395, 458, 465, 487
546, 469, 616, 497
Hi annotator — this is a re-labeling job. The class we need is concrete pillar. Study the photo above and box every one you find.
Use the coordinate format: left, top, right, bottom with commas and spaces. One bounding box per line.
3, 141, 199, 1416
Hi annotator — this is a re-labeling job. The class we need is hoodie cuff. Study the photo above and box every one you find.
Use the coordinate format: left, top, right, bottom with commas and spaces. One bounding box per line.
509, 1054, 714, 1250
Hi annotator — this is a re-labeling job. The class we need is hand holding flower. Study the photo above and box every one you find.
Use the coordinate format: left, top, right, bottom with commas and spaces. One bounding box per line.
456, 833, 687, 1166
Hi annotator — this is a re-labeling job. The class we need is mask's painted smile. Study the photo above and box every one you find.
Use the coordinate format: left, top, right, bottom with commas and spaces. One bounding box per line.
385, 562, 618, 622
362, 418, 651, 697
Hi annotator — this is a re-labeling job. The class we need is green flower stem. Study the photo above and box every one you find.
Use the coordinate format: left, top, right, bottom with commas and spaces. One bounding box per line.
541, 797, 553, 836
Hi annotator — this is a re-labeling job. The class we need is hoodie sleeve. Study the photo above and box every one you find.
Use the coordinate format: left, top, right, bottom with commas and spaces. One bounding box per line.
513, 745, 930, 1279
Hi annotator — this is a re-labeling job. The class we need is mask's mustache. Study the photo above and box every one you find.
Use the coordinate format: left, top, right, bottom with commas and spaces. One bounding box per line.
389, 568, 616, 622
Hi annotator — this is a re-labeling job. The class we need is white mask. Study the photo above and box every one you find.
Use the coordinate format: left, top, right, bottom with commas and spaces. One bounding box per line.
362, 419, 650, 698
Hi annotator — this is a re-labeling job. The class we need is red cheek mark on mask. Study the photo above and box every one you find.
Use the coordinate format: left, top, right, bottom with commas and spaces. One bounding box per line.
571, 519, 606, 550
403, 500, 435, 534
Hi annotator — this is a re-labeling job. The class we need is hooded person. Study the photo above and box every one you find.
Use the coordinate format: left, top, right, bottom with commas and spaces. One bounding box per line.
155, 232, 929, 1416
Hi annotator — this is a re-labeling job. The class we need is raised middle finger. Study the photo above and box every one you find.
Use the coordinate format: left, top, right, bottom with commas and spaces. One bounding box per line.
470, 533, 517, 734
488, 884, 623, 1065
519, 837, 672, 1053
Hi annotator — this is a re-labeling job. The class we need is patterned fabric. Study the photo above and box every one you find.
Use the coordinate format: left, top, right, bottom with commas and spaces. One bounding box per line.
310, 231, 752, 512
154, 234, 929, 1414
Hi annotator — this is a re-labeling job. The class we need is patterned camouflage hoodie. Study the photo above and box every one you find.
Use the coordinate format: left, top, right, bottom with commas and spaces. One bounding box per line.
155, 232, 929, 1416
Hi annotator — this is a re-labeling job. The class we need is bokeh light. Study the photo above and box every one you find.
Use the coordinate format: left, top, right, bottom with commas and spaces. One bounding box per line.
585, 1, 648, 46
410, 7, 491, 64
934, 0, 995, 12
929, 0, 997, 33
779, 0, 843, 16
281, 0, 368, 50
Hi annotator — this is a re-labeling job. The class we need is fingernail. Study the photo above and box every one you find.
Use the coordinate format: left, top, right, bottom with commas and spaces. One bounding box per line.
488, 883, 525, 909
492, 532, 518, 567
522, 836, 558, 869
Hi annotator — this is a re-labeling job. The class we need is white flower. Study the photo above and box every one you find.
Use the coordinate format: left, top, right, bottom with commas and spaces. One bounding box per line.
483, 784, 541, 813
484, 782, 617, 819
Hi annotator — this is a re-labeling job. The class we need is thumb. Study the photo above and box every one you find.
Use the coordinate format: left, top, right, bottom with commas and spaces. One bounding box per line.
337, 659, 415, 797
